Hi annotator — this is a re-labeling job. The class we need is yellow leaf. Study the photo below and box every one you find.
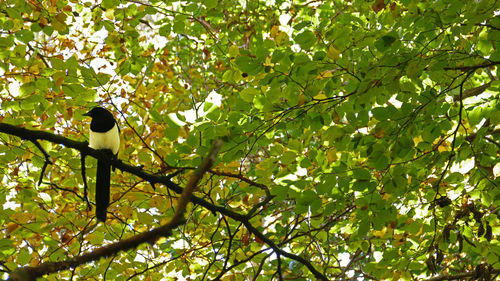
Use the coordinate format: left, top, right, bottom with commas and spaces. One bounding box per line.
327, 44, 340, 60
298, 94, 306, 106
326, 148, 338, 162
48, 6, 58, 13
123, 75, 136, 84
105, 9, 114, 20
6, 222, 19, 235
313, 92, 327, 99
317, 70, 333, 79
125, 268, 135, 276
264, 56, 274, 66
229, 45, 239, 57
166, 69, 175, 78
120, 205, 134, 219
437, 141, 450, 152
11, 212, 31, 224
413, 135, 423, 145
372, 227, 387, 238
28, 64, 40, 75
136, 84, 147, 96
270, 25, 280, 38
39, 17, 48, 26
392, 271, 401, 281
275, 31, 288, 46
372, 127, 386, 138
149, 195, 163, 208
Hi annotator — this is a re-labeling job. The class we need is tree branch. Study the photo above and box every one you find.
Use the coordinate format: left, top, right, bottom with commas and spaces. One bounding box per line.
30, 139, 53, 186
426, 268, 500, 281
453, 81, 494, 102
443, 61, 499, 71
80, 153, 92, 210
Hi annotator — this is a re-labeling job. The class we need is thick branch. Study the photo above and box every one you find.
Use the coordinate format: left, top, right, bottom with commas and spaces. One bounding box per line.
0, 123, 327, 280
426, 268, 500, 281
453, 81, 493, 102
10, 218, 184, 281
443, 61, 499, 71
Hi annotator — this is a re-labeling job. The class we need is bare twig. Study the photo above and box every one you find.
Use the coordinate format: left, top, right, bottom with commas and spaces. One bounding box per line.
80, 153, 91, 210
30, 140, 53, 186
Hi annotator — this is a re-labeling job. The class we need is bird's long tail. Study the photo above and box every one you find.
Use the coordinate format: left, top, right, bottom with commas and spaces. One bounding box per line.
96, 150, 112, 222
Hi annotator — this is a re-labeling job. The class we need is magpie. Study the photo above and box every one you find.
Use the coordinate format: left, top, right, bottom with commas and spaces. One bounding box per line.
83, 107, 120, 222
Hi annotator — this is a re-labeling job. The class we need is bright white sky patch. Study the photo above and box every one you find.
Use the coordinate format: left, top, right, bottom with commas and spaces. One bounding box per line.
179, 90, 222, 124
338, 252, 351, 266
450, 158, 475, 174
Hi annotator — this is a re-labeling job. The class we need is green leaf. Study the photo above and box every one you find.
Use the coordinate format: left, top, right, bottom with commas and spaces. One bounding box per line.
173, 16, 186, 33
371, 106, 397, 121
271, 185, 288, 201
300, 157, 312, 168
374, 34, 397, 52
281, 151, 296, 165
352, 180, 377, 192
325, 126, 344, 140
101, 0, 118, 9
352, 168, 371, 180
235, 56, 262, 75
17, 248, 30, 265
228, 45, 239, 57
204, 0, 217, 10
446, 172, 464, 184
0, 36, 14, 48
15, 30, 34, 44
367, 151, 389, 171
240, 87, 258, 103
62, 84, 87, 97
0, 1, 498, 279
294, 30, 316, 50
316, 174, 336, 195
490, 110, 500, 125
358, 219, 370, 236
149, 108, 162, 122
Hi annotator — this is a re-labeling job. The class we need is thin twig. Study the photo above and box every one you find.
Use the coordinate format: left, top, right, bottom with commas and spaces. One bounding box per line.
30, 140, 53, 186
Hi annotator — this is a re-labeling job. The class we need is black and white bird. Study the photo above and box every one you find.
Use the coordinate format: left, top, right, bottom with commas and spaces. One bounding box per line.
83, 107, 120, 222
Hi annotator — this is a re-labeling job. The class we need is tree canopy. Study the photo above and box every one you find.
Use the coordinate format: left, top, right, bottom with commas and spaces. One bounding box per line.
0, 0, 499, 280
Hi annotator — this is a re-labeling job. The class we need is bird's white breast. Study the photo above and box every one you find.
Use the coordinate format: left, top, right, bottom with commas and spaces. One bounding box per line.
89, 124, 120, 155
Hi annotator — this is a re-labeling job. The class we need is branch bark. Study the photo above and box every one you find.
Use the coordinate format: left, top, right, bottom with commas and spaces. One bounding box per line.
453, 81, 494, 102
426, 268, 500, 281
444, 61, 499, 71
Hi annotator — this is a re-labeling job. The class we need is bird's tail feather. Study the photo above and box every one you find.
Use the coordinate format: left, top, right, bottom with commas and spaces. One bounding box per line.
96, 152, 111, 222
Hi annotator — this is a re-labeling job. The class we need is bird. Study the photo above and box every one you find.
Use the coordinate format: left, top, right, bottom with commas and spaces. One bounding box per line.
83, 106, 120, 222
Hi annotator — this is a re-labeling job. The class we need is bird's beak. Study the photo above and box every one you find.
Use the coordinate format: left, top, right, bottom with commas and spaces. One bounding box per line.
83, 111, 91, 117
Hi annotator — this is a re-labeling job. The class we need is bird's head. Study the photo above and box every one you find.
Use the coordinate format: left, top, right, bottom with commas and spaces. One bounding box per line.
83, 107, 113, 119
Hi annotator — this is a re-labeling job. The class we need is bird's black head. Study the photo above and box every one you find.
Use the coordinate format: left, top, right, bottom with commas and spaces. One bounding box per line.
83, 107, 117, 132
83, 107, 113, 119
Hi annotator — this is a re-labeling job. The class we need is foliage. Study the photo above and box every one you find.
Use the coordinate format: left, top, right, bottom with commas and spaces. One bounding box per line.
0, 0, 499, 280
